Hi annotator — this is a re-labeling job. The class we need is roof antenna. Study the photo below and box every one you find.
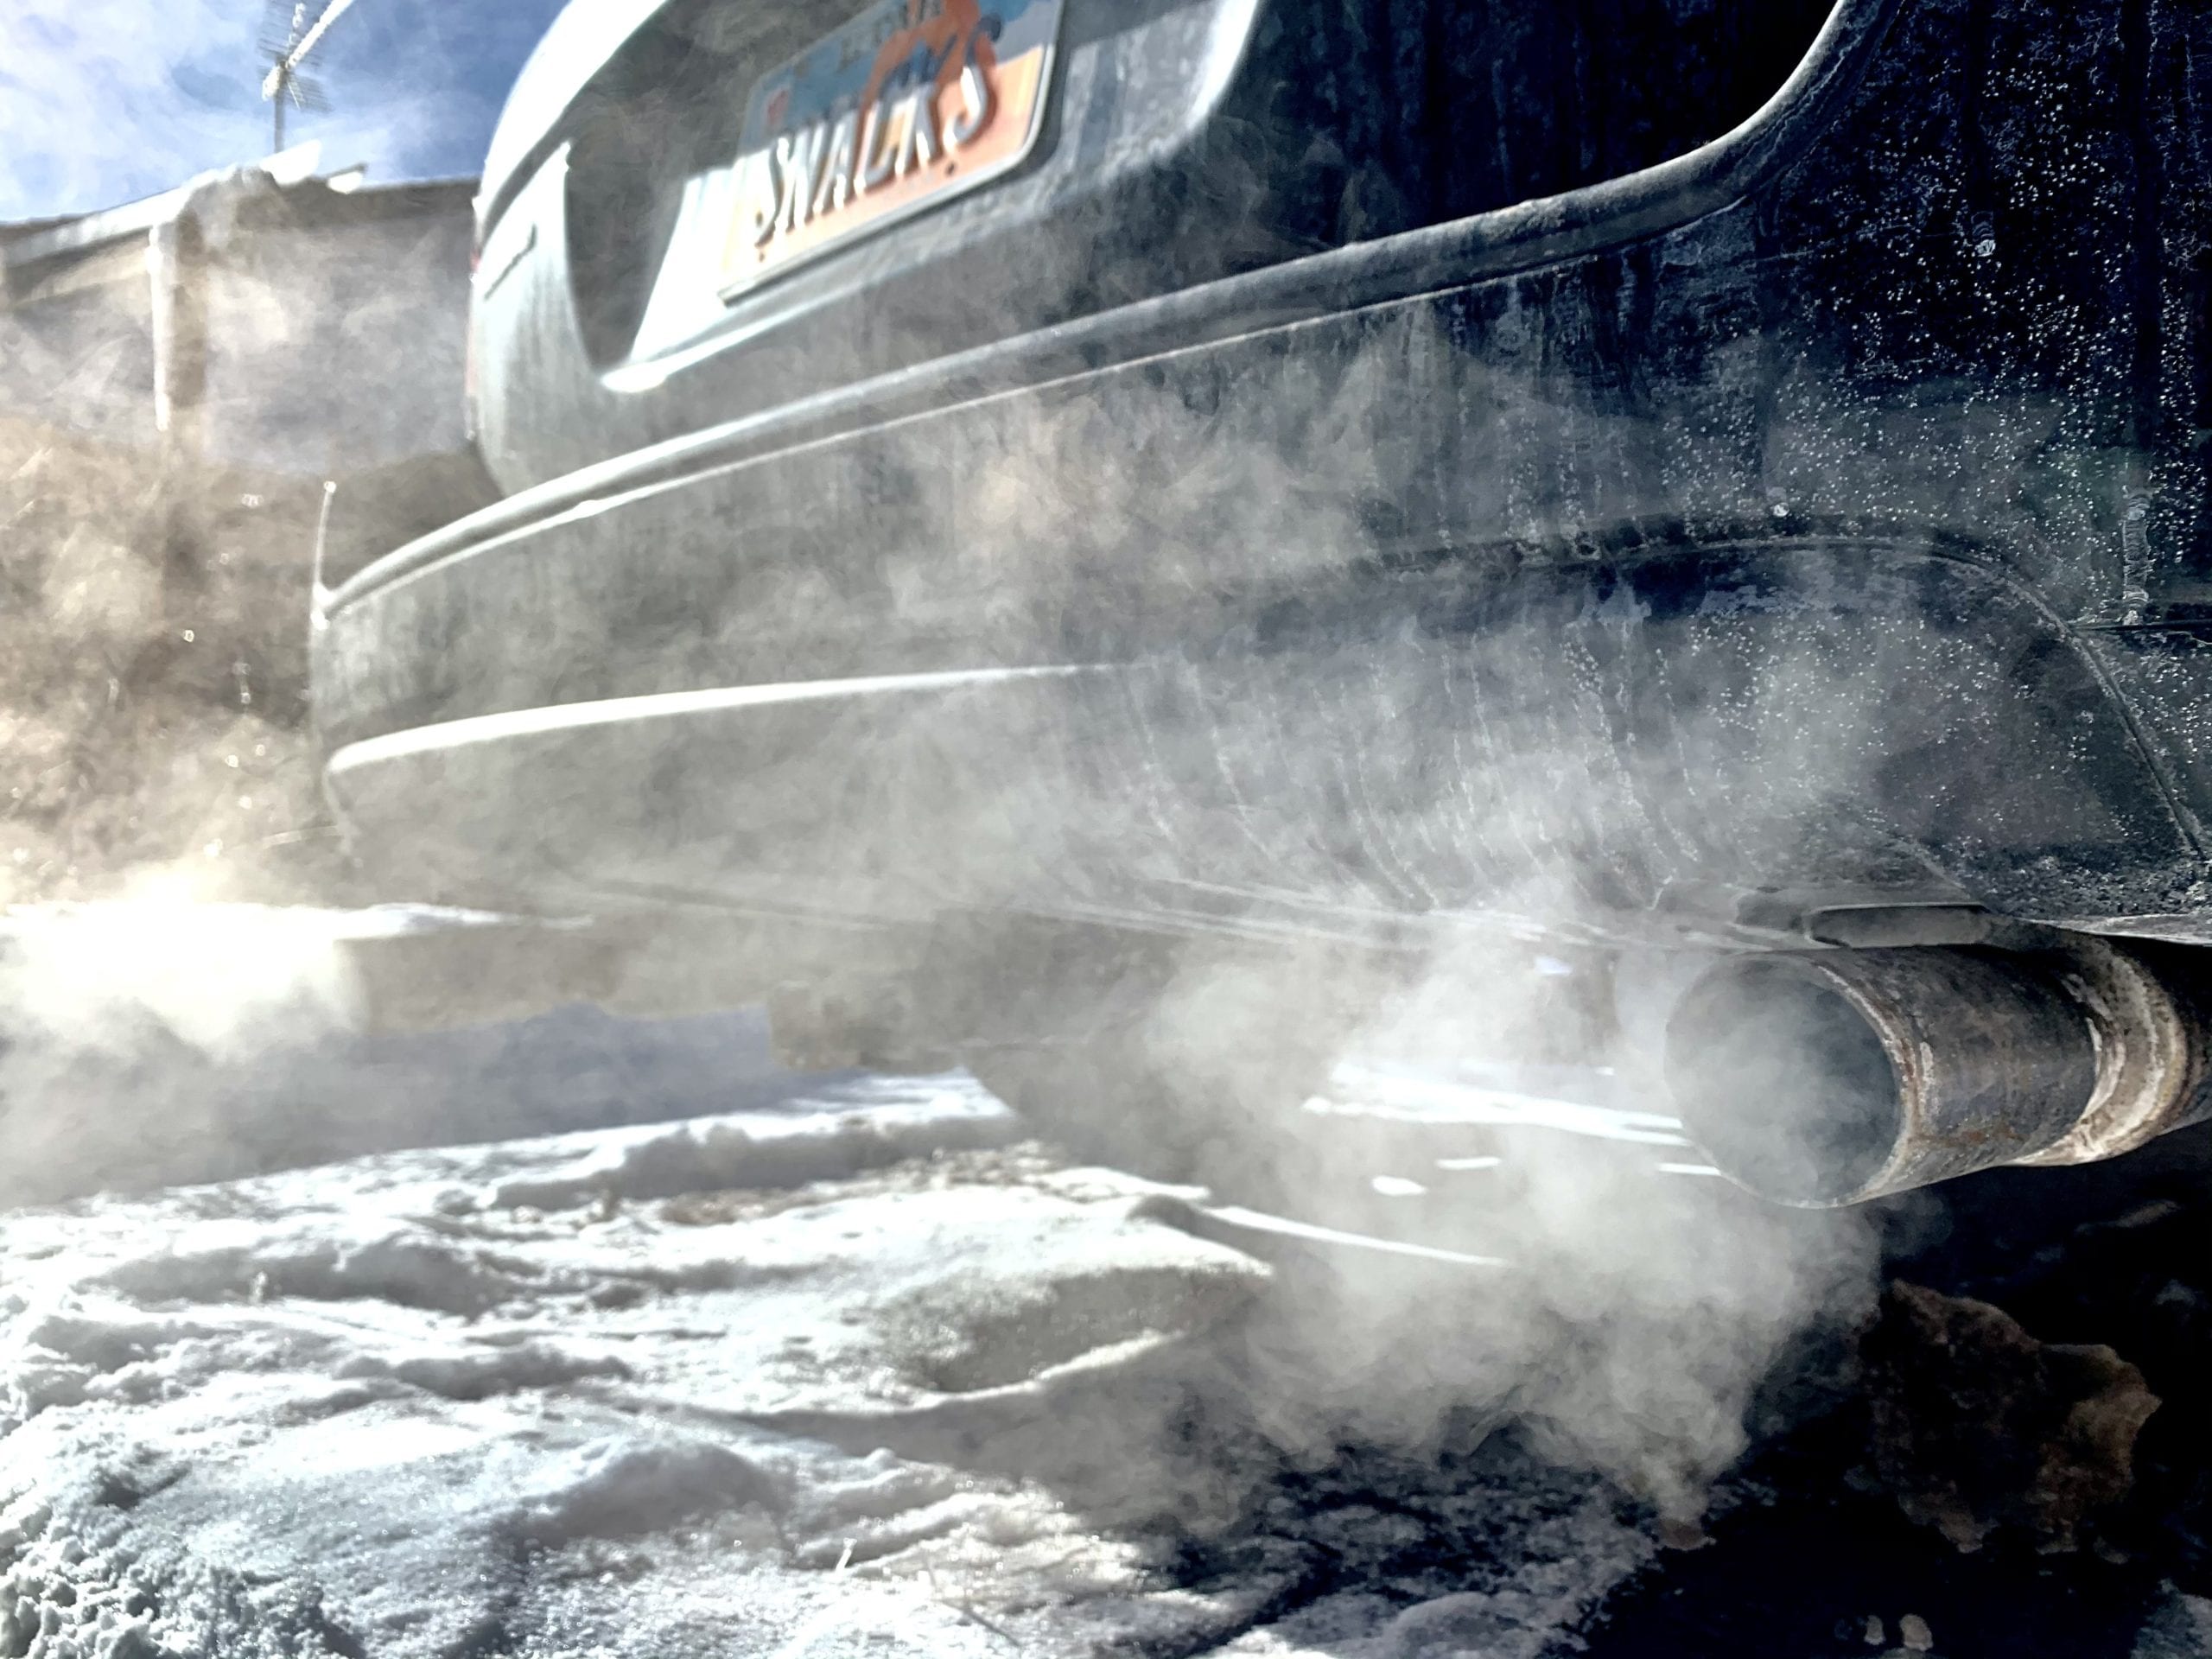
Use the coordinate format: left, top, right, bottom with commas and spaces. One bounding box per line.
258, 0, 357, 155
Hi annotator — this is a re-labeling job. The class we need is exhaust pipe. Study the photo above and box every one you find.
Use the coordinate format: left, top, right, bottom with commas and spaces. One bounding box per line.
1663, 942, 2212, 1206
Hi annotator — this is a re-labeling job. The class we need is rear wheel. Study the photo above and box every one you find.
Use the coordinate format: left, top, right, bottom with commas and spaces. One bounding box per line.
952, 937, 1373, 1193
964, 1033, 1322, 1190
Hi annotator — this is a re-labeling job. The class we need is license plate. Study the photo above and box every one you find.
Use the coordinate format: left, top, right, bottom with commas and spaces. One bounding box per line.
719, 0, 1063, 300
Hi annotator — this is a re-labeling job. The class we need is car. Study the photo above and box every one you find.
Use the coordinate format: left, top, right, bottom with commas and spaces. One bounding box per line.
313, 0, 2212, 1208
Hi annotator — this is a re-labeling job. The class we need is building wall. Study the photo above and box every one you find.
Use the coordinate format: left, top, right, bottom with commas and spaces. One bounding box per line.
198, 193, 474, 478
0, 172, 476, 482
0, 239, 161, 451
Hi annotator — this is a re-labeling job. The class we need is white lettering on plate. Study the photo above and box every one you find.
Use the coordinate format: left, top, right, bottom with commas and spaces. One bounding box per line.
742, 75, 985, 245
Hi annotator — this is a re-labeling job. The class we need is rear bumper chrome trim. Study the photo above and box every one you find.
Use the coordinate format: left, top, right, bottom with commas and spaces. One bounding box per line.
326, 664, 1096, 772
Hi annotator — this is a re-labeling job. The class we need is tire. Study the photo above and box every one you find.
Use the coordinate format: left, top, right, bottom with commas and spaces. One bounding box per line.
964, 1011, 1347, 1196
964, 1037, 1229, 1182
941, 923, 1385, 1190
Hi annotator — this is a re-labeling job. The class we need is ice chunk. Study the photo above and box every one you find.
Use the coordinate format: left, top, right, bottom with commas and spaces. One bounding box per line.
481, 1078, 1017, 1211
511, 1433, 786, 1544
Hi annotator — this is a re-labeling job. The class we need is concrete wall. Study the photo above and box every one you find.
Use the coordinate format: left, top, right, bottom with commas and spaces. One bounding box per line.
197, 188, 474, 478
0, 169, 475, 482
0, 169, 481, 906
0, 238, 160, 452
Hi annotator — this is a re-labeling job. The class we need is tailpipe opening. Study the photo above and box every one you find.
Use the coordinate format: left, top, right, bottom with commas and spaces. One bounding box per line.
1663, 944, 2212, 1206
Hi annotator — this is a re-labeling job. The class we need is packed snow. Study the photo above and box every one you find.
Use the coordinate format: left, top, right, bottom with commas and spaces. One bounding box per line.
0, 1069, 1662, 1659
14, 904, 2197, 1656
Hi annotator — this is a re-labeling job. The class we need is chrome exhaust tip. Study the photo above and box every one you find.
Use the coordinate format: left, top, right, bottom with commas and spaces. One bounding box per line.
1663, 942, 2212, 1206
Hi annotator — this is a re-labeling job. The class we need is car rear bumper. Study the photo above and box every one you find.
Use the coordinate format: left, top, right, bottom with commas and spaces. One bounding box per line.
321, 522, 2211, 947
316, 0, 2212, 946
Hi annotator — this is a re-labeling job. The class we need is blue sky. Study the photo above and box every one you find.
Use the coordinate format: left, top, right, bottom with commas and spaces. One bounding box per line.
0, 0, 570, 221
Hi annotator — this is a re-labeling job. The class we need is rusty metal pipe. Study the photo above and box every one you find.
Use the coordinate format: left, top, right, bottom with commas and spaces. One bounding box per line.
1662, 942, 2212, 1206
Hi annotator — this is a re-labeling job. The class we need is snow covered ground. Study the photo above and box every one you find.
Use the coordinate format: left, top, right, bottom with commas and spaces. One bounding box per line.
4, 905, 2209, 1657
0, 1071, 1663, 1659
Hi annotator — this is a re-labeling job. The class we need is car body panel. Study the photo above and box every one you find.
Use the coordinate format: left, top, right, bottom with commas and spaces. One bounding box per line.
464, 0, 1837, 490
316, 0, 2212, 955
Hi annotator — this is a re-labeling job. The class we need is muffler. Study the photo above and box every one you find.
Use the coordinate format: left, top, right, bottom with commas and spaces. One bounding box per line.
1663, 942, 2212, 1206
